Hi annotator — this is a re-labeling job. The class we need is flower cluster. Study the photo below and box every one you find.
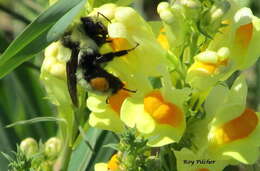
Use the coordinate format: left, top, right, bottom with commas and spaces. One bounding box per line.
41, 0, 260, 170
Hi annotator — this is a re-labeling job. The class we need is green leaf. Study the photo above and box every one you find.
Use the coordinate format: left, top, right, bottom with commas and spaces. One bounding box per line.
93, 0, 133, 7
0, 31, 9, 53
6, 117, 66, 128
0, 0, 86, 78
68, 128, 118, 171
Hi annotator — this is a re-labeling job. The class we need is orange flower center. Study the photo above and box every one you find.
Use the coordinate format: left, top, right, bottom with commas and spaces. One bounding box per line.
108, 90, 130, 115
190, 59, 228, 74
235, 23, 253, 50
157, 28, 169, 50
109, 38, 132, 51
214, 108, 258, 145
107, 154, 119, 171
144, 91, 183, 127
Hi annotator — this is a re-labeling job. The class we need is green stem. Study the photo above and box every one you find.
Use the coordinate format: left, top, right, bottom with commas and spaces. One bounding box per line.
60, 144, 72, 171
59, 91, 87, 170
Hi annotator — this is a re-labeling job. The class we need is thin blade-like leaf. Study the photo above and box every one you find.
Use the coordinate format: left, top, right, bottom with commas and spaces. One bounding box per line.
68, 128, 118, 171
6, 117, 66, 128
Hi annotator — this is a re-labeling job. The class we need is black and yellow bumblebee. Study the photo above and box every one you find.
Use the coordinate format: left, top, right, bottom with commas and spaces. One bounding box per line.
61, 13, 138, 106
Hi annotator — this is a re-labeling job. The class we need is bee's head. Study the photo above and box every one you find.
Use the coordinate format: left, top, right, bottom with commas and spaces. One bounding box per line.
80, 17, 108, 46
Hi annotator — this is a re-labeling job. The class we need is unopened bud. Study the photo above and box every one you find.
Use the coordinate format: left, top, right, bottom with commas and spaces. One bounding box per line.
217, 47, 230, 61
20, 138, 38, 157
195, 51, 218, 64
210, 1, 230, 22
234, 8, 253, 26
45, 137, 62, 159
157, 2, 170, 14
181, 0, 201, 20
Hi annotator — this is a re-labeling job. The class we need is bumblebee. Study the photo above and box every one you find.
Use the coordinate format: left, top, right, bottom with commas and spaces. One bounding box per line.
61, 14, 138, 106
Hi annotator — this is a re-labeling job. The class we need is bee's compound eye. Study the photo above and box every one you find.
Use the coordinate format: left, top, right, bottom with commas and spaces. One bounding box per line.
90, 77, 109, 92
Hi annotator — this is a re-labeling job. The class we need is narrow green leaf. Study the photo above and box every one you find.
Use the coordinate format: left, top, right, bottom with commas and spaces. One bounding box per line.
0, 0, 86, 78
68, 128, 103, 171
68, 128, 118, 171
6, 117, 66, 128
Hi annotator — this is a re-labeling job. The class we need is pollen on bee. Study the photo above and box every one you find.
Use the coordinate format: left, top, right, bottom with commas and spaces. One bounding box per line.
90, 77, 109, 92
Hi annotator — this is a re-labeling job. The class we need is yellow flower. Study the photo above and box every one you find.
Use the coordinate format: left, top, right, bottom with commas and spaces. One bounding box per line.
87, 90, 127, 133
95, 154, 120, 171
209, 7, 260, 70
121, 71, 190, 147
187, 48, 231, 90
205, 76, 260, 164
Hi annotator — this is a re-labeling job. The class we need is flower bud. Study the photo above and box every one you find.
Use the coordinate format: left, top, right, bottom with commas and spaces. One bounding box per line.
210, 1, 230, 22
180, 0, 201, 19
234, 7, 253, 26
157, 2, 174, 24
217, 47, 230, 61
195, 51, 219, 64
45, 137, 62, 159
20, 138, 38, 157
42, 42, 67, 79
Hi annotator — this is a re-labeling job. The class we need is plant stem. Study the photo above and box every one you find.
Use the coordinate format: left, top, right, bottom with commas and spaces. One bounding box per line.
60, 144, 72, 171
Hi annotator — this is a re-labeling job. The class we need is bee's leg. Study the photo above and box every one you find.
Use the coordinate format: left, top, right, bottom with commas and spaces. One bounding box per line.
105, 87, 137, 104
122, 87, 137, 93
66, 47, 79, 107
94, 43, 139, 64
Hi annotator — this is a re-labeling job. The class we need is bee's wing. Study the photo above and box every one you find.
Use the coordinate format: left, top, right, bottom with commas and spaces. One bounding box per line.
66, 48, 79, 107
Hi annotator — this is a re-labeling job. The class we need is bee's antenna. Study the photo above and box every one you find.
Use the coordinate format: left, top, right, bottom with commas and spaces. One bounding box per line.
97, 12, 111, 23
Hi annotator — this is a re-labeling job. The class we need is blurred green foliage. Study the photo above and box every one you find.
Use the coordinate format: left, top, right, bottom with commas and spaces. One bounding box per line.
0, 0, 260, 170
